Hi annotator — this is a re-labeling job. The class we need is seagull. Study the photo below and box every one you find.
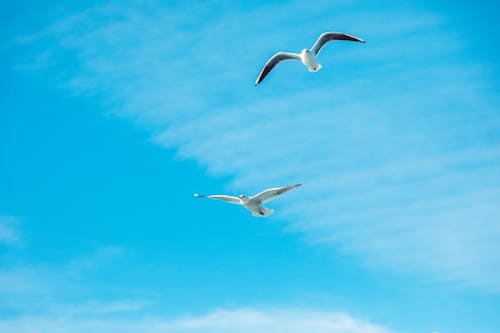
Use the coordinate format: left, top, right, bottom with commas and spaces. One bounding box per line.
255, 32, 365, 85
194, 183, 303, 217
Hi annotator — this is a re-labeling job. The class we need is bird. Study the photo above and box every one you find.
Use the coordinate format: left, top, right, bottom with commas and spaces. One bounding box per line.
255, 32, 365, 85
194, 183, 303, 217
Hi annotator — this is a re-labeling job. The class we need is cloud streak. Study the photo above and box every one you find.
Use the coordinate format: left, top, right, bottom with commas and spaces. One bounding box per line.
0, 307, 395, 333
0, 246, 127, 313
0, 246, 395, 332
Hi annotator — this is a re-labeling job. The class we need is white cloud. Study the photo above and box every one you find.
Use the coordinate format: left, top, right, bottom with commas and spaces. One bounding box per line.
0, 248, 395, 333
11, 1, 500, 292
0, 308, 395, 333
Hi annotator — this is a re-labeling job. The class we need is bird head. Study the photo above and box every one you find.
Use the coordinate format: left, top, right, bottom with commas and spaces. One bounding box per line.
238, 194, 248, 200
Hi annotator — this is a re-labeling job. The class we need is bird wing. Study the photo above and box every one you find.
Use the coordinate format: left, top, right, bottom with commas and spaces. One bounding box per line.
255, 52, 301, 85
194, 194, 241, 205
250, 183, 303, 204
310, 32, 365, 56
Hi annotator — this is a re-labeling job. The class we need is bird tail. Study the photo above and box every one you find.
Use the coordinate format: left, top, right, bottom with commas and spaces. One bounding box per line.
308, 64, 322, 72
252, 207, 274, 217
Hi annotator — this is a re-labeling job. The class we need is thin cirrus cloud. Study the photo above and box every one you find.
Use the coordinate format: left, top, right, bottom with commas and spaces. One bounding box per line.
0, 246, 127, 312
0, 308, 395, 333
0, 247, 396, 332
12, 1, 500, 292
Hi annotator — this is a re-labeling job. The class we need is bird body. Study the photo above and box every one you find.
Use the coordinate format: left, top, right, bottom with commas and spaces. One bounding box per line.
239, 195, 275, 217
194, 183, 302, 217
255, 32, 365, 85
300, 49, 322, 72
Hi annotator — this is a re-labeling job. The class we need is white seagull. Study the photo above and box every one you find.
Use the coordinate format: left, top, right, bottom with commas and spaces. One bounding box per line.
194, 183, 303, 217
255, 32, 365, 85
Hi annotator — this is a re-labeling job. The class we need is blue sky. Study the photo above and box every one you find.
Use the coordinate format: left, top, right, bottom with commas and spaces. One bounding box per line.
1, 0, 499, 332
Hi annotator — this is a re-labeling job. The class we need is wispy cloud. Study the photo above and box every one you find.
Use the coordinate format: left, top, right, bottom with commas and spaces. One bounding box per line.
67, 245, 125, 274
0, 245, 127, 312
67, 299, 149, 315
0, 307, 395, 333
11, 0, 500, 292
0, 246, 395, 332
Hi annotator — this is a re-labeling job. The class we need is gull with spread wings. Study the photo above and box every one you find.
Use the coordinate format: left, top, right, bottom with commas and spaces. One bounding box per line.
194, 183, 303, 217
255, 32, 365, 85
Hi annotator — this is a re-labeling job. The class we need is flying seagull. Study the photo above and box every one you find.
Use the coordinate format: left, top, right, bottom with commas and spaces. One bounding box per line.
255, 32, 365, 85
194, 183, 303, 217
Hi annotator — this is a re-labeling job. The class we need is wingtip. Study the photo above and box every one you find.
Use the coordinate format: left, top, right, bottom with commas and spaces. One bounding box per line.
255, 75, 264, 86
295, 182, 304, 187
